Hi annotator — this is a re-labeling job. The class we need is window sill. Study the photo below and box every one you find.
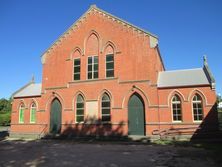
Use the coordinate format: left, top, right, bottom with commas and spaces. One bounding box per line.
193, 120, 203, 123
69, 77, 118, 84
172, 121, 182, 123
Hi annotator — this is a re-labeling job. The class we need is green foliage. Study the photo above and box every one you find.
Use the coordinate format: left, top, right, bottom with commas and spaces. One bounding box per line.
0, 112, 11, 126
0, 98, 12, 113
0, 98, 11, 126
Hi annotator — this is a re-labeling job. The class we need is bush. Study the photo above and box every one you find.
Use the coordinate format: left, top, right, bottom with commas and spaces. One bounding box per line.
0, 112, 11, 126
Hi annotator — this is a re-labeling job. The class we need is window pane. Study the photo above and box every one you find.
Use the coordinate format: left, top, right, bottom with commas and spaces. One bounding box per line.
94, 64, 98, 71
74, 66, 80, 73
74, 74, 80, 80
102, 115, 110, 122
94, 56, 98, 63
88, 65, 93, 71
106, 70, 114, 77
102, 109, 110, 115
88, 72, 92, 79
106, 62, 114, 69
77, 109, 84, 115
76, 116, 84, 122
88, 57, 92, 64
74, 59, 80, 65
106, 55, 114, 62
77, 103, 84, 108
102, 101, 110, 107
94, 72, 98, 79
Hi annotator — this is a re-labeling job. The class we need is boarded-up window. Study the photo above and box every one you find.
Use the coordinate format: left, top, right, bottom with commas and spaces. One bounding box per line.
19, 103, 25, 123
30, 102, 36, 123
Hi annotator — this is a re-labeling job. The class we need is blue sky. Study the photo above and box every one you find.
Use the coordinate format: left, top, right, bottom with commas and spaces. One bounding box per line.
0, 0, 222, 99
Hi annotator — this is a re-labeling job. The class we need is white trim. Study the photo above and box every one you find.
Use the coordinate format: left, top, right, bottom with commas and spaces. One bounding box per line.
101, 93, 111, 122
171, 95, 183, 122
75, 94, 85, 123
191, 94, 204, 122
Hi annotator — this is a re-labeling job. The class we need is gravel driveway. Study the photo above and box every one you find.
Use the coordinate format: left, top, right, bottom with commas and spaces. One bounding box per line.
0, 139, 219, 167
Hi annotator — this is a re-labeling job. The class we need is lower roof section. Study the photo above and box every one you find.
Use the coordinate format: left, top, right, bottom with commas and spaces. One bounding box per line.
157, 68, 210, 88
13, 83, 42, 98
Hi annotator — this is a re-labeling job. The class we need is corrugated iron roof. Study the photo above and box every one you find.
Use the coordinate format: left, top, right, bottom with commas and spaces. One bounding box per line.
157, 68, 210, 88
13, 83, 42, 98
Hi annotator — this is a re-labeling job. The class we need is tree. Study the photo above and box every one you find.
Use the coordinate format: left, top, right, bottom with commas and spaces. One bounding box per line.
0, 98, 11, 126
0, 98, 11, 113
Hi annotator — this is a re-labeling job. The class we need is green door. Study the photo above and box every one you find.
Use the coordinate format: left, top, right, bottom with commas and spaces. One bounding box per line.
128, 94, 145, 135
50, 98, 62, 134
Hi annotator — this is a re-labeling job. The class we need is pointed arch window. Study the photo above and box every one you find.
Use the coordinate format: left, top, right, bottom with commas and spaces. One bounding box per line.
76, 95, 84, 123
30, 102, 36, 123
192, 94, 203, 121
19, 103, 25, 123
172, 95, 182, 121
101, 93, 111, 122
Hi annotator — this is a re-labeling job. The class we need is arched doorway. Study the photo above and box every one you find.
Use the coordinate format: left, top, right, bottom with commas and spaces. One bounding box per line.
50, 98, 62, 134
128, 93, 145, 135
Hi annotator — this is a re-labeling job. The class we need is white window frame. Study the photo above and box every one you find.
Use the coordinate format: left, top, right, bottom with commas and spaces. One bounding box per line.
30, 103, 36, 123
171, 95, 182, 122
192, 95, 203, 122
75, 95, 85, 123
105, 54, 114, 78
87, 55, 98, 80
101, 94, 111, 122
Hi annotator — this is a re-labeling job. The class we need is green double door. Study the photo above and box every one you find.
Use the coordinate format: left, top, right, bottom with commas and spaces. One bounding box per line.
128, 94, 145, 135
50, 98, 62, 134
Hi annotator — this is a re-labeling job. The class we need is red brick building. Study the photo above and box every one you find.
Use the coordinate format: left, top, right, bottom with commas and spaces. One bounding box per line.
10, 5, 218, 139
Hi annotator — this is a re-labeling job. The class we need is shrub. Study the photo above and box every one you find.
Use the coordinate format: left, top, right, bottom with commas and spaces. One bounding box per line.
0, 112, 11, 126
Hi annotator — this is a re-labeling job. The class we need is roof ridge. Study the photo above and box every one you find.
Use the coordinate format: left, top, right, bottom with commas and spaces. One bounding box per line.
160, 68, 203, 73
11, 82, 33, 98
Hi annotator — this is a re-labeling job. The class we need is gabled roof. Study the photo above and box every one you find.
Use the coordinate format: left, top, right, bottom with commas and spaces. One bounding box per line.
157, 68, 210, 88
41, 5, 158, 63
13, 83, 42, 98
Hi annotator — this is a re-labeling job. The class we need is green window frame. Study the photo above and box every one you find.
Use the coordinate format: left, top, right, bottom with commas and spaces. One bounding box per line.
192, 94, 203, 121
30, 102, 36, 123
106, 54, 114, 78
76, 94, 84, 123
19, 103, 25, 123
101, 93, 111, 122
172, 95, 182, 122
88, 56, 98, 79
74, 58, 81, 80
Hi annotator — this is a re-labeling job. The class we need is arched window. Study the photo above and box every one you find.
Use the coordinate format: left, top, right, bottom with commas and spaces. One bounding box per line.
192, 94, 203, 121
172, 95, 182, 121
19, 103, 25, 123
76, 95, 84, 123
101, 93, 111, 122
30, 102, 36, 123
